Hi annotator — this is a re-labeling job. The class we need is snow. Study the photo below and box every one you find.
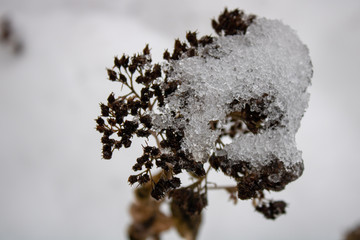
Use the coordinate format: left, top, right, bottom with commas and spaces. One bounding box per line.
155, 18, 312, 179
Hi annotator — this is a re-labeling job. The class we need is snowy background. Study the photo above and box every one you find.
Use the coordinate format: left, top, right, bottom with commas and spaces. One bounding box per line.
0, 0, 359, 239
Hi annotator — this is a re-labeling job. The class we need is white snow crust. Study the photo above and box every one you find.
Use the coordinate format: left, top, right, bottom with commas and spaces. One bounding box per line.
153, 18, 312, 174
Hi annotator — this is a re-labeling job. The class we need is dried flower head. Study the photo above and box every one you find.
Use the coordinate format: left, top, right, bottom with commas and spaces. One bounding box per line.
95, 8, 312, 239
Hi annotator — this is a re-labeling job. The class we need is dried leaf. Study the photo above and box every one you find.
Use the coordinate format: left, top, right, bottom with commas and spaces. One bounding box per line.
171, 200, 202, 240
225, 186, 238, 204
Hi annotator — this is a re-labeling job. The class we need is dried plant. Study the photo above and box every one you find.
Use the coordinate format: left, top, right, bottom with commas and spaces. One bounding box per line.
95, 8, 312, 240
345, 224, 360, 240
0, 16, 23, 54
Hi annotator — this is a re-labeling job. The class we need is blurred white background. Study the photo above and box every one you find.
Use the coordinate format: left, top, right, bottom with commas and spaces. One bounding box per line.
0, 0, 359, 239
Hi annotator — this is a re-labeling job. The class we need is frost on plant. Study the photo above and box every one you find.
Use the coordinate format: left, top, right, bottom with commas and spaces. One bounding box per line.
95, 8, 312, 240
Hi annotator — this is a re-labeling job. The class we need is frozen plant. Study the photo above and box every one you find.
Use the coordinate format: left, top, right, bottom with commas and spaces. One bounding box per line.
95, 8, 312, 240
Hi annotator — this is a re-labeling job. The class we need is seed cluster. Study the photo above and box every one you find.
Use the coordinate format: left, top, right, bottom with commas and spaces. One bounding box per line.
255, 200, 287, 220
212, 8, 256, 36
95, 22, 217, 200
96, 9, 298, 239
208, 92, 298, 214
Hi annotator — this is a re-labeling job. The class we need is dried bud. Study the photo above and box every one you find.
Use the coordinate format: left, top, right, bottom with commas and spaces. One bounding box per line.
124, 120, 139, 133
103, 129, 113, 137
163, 49, 170, 60
123, 139, 132, 148
114, 57, 121, 69
107, 69, 117, 81
237, 176, 260, 200
145, 161, 153, 169
164, 81, 178, 97
209, 154, 221, 170
193, 162, 206, 177
100, 103, 110, 117
152, 64, 162, 79
138, 173, 150, 184
186, 31, 198, 47
136, 129, 151, 138
128, 64, 136, 74
119, 73, 127, 83
128, 175, 138, 185
102, 144, 113, 160
198, 35, 213, 46
114, 141, 122, 149
119, 55, 129, 68
151, 179, 167, 200
255, 200, 287, 220
136, 155, 149, 164
95, 117, 105, 126
107, 93, 115, 104
143, 146, 153, 154
143, 44, 150, 55
150, 147, 160, 157
132, 163, 142, 171
96, 125, 106, 133
140, 115, 152, 129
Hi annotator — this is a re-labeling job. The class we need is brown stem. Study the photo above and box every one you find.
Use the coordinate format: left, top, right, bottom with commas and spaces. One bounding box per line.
207, 185, 237, 190
150, 130, 161, 149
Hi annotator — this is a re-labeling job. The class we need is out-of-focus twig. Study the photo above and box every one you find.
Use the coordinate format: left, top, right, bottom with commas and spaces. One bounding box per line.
0, 16, 23, 54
